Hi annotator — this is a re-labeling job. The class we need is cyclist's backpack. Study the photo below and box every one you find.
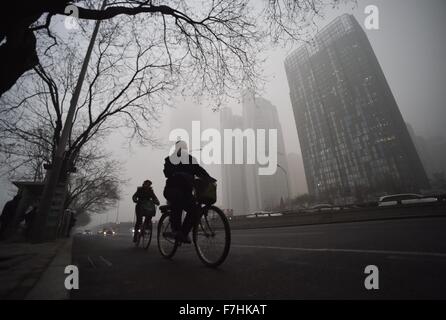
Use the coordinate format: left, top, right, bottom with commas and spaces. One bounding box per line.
195, 179, 217, 205
140, 199, 156, 217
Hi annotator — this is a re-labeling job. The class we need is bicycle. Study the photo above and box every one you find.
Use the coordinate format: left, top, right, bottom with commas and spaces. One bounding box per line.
157, 195, 231, 268
134, 216, 153, 250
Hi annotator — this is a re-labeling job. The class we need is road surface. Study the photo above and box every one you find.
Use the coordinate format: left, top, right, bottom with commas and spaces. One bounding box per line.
71, 217, 446, 299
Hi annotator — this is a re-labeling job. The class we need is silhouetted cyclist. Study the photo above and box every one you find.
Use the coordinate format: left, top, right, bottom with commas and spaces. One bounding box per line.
163, 141, 215, 243
132, 180, 160, 243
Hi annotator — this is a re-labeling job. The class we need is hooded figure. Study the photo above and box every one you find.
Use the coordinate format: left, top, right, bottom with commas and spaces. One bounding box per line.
132, 180, 160, 242
163, 141, 215, 243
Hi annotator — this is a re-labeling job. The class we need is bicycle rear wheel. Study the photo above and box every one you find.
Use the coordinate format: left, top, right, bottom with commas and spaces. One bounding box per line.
143, 220, 153, 250
193, 206, 231, 268
157, 213, 178, 258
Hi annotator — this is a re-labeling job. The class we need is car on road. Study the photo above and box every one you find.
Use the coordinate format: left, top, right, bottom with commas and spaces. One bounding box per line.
304, 204, 342, 213
83, 230, 92, 235
378, 194, 438, 206
246, 211, 274, 218
269, 212, 284, 217
102, 229, 116, 236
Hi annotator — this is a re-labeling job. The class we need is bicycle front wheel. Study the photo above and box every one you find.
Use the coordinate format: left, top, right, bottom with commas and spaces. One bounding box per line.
157, 213, 178, 259
135, 229, 142, 248
193, 206, 231, 268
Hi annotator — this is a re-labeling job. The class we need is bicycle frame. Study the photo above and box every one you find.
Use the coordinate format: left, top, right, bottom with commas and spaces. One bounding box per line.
197, 206, 216, 237
168, 204, 212, 240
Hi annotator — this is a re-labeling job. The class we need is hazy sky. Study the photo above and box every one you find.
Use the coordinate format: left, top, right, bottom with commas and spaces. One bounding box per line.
1, 0, 445, 229
92, 0, 446, 228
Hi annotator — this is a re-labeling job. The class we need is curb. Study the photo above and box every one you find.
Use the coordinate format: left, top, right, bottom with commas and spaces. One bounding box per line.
24, 238, 73, 300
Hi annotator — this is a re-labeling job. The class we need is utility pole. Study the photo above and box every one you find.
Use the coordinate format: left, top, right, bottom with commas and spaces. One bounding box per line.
30, 0, 107, 242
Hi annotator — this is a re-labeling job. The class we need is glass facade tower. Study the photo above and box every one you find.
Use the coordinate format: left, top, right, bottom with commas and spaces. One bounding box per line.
284, 14, 429, 203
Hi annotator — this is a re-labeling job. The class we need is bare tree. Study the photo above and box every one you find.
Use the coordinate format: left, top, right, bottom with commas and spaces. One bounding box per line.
0, 18, 168, 219
0, 0, 351, 97
0, 114, 124, 219
66, 145, 124, 217
1, 16, 171, 176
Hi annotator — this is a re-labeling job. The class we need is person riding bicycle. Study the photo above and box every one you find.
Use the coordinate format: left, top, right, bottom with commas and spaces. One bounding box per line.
132, 180, 160, 243
163, 140, 216, 244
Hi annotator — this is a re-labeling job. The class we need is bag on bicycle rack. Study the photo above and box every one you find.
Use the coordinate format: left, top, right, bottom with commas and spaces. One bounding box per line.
139, 199, 156, 217
194, 179, 217, 205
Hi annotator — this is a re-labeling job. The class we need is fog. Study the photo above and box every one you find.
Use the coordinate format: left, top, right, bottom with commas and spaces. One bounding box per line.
1, 0, 445, 229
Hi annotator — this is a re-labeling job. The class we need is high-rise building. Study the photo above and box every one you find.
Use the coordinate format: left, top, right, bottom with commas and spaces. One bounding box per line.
242, 91, 289, 210
220, 107, 249, 215
284, 14, 429, 203
169, 97, 222, 204
407, 123, 446, 179
169, 97, 202, 142
287, 153, 308, 197
406, 123, 435, 178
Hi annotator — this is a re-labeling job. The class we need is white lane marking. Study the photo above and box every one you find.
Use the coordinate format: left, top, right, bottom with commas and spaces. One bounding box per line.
232, 245, 446, 259
99, 256, 113, 267
234, 232, 324, 236
233, 232, 325, 238
87, 256, 96, 268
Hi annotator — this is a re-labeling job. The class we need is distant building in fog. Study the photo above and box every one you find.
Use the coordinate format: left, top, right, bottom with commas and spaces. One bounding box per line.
425, 137, 446, 177
287, 153, 308, 197
284, 14, 429, 203
407, 123, 446, 179
406, 123, 435, 178
220, 107, 249, 215
242, 91, 289, 211
170, 98, 202, 141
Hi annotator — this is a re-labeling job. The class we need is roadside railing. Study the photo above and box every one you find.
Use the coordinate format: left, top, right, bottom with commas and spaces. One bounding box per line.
229, 202, 446, 230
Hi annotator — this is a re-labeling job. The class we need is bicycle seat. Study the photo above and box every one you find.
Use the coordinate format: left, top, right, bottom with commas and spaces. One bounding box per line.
159, 205, 171, 213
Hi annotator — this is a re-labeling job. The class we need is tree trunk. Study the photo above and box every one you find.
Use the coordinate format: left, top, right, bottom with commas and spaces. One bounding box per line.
0, 26, 39, 96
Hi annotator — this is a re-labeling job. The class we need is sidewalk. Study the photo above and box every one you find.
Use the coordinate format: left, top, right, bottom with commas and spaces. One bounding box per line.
0, 237, 72, 300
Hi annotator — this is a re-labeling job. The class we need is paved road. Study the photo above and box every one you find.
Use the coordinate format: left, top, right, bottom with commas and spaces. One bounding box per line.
71, 217, 446, 299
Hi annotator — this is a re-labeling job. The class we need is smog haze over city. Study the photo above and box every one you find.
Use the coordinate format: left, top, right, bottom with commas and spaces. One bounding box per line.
0, 0, 446, 303
80, 0, 446, 227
